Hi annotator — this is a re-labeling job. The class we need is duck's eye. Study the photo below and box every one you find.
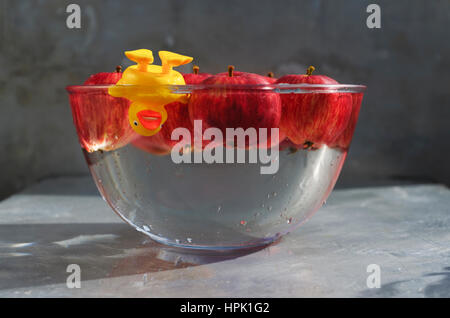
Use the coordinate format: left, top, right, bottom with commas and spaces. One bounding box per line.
133, 121, 138, 126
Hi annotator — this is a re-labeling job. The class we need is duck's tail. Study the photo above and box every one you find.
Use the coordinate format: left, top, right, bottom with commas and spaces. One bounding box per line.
159, 51, 193, 73
125, 49, 154, 72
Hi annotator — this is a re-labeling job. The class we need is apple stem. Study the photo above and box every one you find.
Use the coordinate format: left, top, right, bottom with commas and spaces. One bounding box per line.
228, 65, 235, 77
306, 66, 315, 76
193, 65, 200, 75
267, 72, 274, 78
303, 141, 314, 150
115, 65, 122, 73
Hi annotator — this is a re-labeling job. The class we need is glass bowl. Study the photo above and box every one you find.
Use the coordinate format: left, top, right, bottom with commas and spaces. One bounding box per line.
66, 83, 365, 251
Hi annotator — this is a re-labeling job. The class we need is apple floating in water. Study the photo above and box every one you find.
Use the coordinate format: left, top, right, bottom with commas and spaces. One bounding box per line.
132, 66, 212, 154
161, 65, 212, 147
188, 65, 282, 149
182, 65, 212, 84
69, 66, 136, 152
331, 92, 364, 150
83, 66, 124, 85
276, 66, 353, 149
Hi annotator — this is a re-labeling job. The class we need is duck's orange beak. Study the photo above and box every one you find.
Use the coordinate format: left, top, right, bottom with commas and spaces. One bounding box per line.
137, 109, 162, 131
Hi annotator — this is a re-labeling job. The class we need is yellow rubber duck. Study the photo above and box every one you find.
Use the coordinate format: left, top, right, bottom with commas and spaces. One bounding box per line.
108, 49, 193, 136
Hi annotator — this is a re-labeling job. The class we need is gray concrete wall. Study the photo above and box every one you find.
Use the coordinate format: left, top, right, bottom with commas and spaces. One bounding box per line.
0, 0, 449, 199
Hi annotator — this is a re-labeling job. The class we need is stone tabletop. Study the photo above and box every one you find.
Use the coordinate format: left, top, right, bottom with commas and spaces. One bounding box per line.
0, 177, 449, 297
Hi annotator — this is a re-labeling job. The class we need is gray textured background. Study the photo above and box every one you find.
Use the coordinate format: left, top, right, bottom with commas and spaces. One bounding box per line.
0, 0, 449, 199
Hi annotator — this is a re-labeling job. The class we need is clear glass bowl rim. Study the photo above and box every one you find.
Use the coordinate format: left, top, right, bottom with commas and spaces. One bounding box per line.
66, 83, 367, 94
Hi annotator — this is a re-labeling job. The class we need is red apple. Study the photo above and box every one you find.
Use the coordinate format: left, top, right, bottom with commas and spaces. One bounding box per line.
331, 92, 363, 150
276, 66, 352, 149
131, 130, 171, 155
182, 65, 212, 84
188, 66, 282, 149
260, 129, 286, 149
83, 66, 123, 85
68, 66, 136, 152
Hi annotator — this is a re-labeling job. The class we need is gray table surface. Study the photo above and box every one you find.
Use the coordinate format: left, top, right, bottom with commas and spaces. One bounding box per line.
0, 176, 449, 298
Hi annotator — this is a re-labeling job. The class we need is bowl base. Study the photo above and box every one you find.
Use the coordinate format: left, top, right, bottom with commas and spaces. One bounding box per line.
136, 224, 281, 253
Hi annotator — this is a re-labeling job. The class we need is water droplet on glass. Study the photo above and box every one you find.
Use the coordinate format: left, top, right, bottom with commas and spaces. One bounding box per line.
287, 218, 292, 224
261, 203, 265, 208
187, 237, 192, 243
175, 239, 180, 244
267, 193, 271, 199
143, 273, 148, 284
268, 206, 273, 211
217, 205, 222, 213
240, 220, 247, 226
272, 192, 277, 197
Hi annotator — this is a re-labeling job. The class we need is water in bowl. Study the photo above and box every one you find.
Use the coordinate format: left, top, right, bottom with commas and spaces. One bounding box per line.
84, 144, 346, 250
